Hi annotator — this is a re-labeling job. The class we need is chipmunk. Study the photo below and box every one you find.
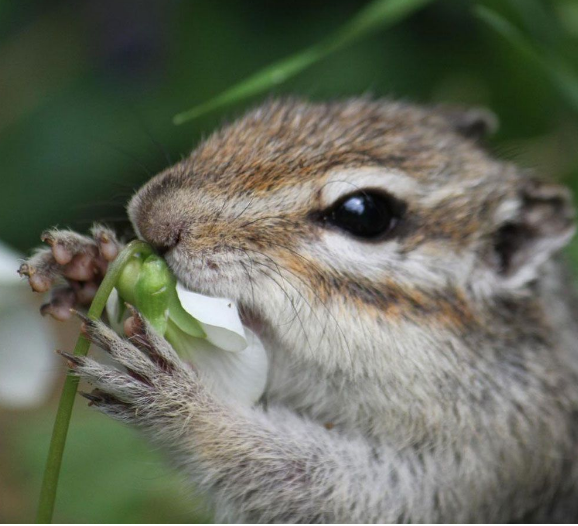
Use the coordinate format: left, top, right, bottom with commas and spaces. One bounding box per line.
19, 98, 578, 522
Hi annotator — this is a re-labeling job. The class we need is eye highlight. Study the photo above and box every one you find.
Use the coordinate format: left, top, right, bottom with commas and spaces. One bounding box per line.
318, 190, 403, 239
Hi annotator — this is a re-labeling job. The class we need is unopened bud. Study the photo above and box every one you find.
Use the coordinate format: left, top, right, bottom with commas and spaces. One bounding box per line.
115, 254, 143, 305
134, 255, 172, 335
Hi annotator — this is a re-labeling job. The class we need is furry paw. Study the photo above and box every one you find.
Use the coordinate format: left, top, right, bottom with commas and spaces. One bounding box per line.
60, 309, 200, 431
18, 225, 122, 320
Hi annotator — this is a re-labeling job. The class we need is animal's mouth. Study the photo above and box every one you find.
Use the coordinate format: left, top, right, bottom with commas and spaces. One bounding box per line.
164, 250, 269, 341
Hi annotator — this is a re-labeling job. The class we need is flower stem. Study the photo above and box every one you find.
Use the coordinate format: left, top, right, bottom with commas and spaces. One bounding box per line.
36, 240, 153, 523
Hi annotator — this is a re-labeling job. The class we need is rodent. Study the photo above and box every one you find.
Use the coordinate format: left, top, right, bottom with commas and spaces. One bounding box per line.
19, 98, 578, 522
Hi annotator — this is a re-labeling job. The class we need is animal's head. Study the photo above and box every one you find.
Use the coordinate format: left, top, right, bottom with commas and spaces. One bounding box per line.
128, 98, 575, 378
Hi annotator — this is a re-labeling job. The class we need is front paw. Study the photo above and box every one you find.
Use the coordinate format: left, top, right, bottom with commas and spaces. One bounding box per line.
60, 309, 199, 434
18, 225, 122, 320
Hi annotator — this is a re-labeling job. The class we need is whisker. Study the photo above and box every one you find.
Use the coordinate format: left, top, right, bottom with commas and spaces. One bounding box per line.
209, 198, 230, 238
86, 136, 154, 178
126, 105, 173, 166
230, 244, 313, 348
254, 258, 329, 342
235, 245, 337, 358
230, 244, 297, 324
252, 266, 311, 339
251, 242, 353, 364
231, 196, 257, 222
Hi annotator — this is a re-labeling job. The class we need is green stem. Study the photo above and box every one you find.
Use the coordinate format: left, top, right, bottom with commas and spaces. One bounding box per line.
36, 240, 153, 523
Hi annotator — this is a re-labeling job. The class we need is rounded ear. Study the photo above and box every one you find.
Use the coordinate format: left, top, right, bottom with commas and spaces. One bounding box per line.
491, 180, 575, 287
433, 105, 499, 142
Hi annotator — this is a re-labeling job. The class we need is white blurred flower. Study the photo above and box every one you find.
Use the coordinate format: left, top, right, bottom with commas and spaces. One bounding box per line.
0, 241, 58, 409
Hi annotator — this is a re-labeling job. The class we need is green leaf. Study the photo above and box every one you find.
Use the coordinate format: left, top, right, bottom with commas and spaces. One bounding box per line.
173, 0, 435, 124
507, 0, 563, 51
475, 5, 578, 114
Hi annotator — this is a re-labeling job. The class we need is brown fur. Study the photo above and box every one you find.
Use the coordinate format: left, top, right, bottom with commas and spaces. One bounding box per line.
25, 97, 578, 522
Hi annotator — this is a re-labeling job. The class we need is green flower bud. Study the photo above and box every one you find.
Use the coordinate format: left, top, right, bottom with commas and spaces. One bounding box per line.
111, 250, 206, 341
115, 254, 143, 306
134, 255, 172, 335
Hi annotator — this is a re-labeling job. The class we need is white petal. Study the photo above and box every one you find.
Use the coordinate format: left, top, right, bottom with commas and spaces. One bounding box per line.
175, 282, 247, 353
106, 288, 127, 335
170, 325, 268, 405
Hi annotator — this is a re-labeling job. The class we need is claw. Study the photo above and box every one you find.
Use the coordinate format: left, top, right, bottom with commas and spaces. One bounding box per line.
71, 309, 97, 336
40, 231, 54, 246
124, 304, 145, 337
79, 391, 103, 405
55, 349, 83, 368
123, 316, 139, 338
81, 389, 122, 406
17, 263, 31, 277
71, 308, 90, 321
124, 308, 175, 373
96, 232, 119, 261
41, 231, 74, 264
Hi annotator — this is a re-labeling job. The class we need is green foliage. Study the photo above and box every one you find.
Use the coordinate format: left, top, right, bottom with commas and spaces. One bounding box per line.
173, 0, 435, 123
476, 2, 578, 113
15, 408, 210, 523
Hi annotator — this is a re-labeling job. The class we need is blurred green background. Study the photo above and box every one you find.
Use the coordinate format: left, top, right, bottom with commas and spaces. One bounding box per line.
1, 0, 578, 522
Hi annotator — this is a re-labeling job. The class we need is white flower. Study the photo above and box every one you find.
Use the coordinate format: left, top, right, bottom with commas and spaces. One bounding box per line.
0, 241, 59, 409
107, 256, 268, 406
171, 284, 268, 405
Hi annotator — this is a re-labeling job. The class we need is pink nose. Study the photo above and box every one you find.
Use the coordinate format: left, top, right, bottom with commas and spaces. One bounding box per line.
129, 193, 185, 254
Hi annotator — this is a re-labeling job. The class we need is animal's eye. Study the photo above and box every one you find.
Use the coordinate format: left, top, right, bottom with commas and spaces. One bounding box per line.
321, 191, 401, 239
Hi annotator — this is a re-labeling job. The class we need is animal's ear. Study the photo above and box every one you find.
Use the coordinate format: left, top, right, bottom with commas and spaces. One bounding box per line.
434, 105, 499, 142
490, 180, 575, 287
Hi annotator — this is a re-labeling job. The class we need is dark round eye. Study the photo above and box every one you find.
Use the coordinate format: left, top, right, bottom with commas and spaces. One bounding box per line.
323, 191, 400, 239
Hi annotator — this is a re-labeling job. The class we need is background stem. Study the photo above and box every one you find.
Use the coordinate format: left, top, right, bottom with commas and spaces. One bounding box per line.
36, 240, 153, 523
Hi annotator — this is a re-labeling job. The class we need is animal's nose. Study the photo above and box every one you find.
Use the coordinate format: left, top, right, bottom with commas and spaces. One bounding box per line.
145, 223, 183, 255
129, 195, 184, 254
127, 173, 189, 254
